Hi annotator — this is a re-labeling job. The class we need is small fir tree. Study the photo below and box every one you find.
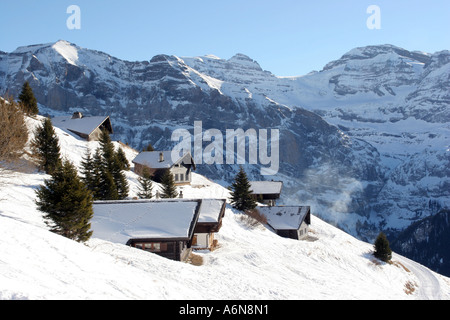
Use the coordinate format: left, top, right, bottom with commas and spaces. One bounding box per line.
80, 148, 102, 198
374, 232, 392, 262
137, 167, 154, 199
113, 163, 129, 200
81, 148, 94, 188
35, 159, 94, 242
32, 118, 62, 175
96, 130, 129, 200
98, 169, 119, 200
160, 170, 178, 199
99, 130, 116, 171
18, 81, 38, 115
230, 166, 257, 212
144, 143, 154, 152
88, 149, 104, 199
116, 147, 130, 171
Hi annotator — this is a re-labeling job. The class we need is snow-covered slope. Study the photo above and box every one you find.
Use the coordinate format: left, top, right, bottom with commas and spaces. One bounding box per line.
0, 116, 449, 300
0, 40, 449, 276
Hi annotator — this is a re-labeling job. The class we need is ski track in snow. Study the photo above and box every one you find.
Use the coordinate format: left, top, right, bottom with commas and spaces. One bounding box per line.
395, 254, 444, 300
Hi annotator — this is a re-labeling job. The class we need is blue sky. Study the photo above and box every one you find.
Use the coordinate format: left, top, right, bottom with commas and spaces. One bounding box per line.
1, 0, 449, 76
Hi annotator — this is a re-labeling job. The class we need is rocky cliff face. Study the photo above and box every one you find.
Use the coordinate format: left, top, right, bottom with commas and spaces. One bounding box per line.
391, 210, 450, 277
0, 41, 448, 247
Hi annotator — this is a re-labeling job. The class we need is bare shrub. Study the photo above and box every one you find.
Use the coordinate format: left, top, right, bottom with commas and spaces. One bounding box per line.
239, 208, 268, 228
0, 96, 28, 163
404, 281, 417, 295
246, 208, 268, 224
391, 260, 411, 273
188, 253, 204, 266
211, 239, 220, 251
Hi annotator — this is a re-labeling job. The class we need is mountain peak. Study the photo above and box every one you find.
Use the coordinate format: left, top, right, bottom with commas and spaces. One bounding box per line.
345, 44, 429, 61
228, 53, 262, 71
53, 39, 75, 47
230, 53, 253, 60
10, 40, 80, 66
51, 40, 79, 66
323, 44, 431, 71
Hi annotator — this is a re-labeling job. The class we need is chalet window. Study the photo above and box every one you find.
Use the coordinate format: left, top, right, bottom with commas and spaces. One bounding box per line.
175, 174, 179, 181
133, 242, 163, 252
150, 243, 161, 252
180, 174, 184, 182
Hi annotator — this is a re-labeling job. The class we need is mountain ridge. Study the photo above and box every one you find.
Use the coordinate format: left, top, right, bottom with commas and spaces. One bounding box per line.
0, 40, 448, 275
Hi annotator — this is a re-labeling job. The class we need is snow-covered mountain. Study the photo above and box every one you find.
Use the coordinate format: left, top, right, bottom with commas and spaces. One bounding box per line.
0, 40, 449, 274
0, 116, 449, 300
391, 209, 450, 278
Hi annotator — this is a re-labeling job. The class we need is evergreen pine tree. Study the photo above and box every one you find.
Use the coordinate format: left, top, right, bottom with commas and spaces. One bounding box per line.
80, 148, 101, 197
374, 232, 392, 262
116, 147, 130, 171
81, 148, 94, 184
18, 81, 38, 115
99, 129, 116, 171
98, 169, 119, 200
32, 118, 62, 175
137, 167, 153, 199
113, 162, 129, 200
35, 159, 93, 242
96, 130, 129, 200
230, 166, 257, 211
88, 148, 104, 199
160, 170, 178, 199
144, 143, 154, 152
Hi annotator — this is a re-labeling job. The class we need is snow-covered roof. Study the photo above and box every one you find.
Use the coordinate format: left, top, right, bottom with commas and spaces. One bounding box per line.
197, 199, 226, 224
91, 199, 201, 244
258, 206, 310, 231
250, 181, 283, 195
52, 115, 111, 136
132, 151, 196, 170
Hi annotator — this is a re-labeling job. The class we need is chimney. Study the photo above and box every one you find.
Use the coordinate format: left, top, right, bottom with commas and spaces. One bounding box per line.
72, 112, 83, 119
159, 152, 164, 162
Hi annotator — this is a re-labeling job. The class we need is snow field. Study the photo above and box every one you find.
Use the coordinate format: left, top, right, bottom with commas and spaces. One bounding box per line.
0, 116, 449, 300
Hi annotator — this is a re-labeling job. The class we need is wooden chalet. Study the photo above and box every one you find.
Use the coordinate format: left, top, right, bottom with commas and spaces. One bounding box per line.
132, 151, 196, 185
52, 112, 113, 141
192, 199, 227, 250
250, 181, 283, 206
91, 199, 202, 262
258, 206, 311, 240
